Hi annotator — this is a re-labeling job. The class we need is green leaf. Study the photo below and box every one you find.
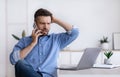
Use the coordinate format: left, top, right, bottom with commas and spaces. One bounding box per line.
12, 34, 20, 40
104, 51, 113, 59
22, 30, 26, 38
100, 36, 109, 44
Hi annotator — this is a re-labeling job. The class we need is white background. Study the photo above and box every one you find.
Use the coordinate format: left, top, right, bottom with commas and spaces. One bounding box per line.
0, 0, 120, 77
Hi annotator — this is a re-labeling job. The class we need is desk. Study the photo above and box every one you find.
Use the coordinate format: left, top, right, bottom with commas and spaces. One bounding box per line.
58, 67, 120, 77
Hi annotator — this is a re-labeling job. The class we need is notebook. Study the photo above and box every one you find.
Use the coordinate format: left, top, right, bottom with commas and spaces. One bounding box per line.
93, 64, 120, 69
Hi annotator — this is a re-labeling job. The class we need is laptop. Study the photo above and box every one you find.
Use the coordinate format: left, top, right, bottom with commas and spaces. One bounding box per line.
58, 47, 101, 70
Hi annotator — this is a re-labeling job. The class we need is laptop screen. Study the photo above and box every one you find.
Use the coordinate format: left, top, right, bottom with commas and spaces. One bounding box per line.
77, 48, 101, 69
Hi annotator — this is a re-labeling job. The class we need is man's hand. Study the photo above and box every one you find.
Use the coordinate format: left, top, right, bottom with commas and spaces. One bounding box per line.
51, 16, 72, 31
31, 28, 43, 46
51, 16, 57, 23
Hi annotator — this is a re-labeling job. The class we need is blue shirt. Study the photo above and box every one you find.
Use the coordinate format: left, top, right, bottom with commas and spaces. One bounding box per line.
10, 28, 79, 77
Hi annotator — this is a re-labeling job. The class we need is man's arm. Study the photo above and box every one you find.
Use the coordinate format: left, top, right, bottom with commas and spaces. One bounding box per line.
19, 42, 35, 59
52, 17, 72, 31
20, 28, 42, 59
52, 17, 79, 50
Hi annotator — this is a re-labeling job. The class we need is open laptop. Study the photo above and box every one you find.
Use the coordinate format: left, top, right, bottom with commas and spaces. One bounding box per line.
59, 47, 101, 70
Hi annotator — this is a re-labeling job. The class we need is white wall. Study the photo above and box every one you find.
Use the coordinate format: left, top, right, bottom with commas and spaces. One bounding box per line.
28, 0, 120, 50
0, 0, 120, 77
0, 0, 6, 77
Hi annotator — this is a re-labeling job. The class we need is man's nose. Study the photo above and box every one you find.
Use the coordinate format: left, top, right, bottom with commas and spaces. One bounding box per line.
44, 24, 48, 28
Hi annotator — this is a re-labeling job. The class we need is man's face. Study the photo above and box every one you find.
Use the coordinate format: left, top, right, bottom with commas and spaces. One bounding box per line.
35, 16, 51, 35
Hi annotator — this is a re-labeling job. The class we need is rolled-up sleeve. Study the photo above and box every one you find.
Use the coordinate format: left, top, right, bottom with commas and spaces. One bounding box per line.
10, 38, 25, 65
56, 27, 79, 49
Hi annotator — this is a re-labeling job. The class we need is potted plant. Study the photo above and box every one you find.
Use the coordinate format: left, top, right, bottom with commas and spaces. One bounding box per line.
100, 36, 109, 50
12, 30, 26, 40
104, 50, 113, 65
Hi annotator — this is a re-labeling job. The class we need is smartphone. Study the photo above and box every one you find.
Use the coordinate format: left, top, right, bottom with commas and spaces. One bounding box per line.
33, 23, 39, 33
33, 23, 37, 29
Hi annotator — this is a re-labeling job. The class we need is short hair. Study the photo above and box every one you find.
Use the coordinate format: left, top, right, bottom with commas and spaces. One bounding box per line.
34, 8, 52, 21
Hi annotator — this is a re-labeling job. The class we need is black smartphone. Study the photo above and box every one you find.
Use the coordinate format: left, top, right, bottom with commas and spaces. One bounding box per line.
33, 23, 36, 29
33, 23, 39, 33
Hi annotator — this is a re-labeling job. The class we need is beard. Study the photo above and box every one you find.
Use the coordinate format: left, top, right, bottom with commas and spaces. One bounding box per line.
41, 29, 49, 36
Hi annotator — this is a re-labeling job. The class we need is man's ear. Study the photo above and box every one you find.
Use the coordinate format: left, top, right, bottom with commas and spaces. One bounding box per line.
51, 16, 53, 23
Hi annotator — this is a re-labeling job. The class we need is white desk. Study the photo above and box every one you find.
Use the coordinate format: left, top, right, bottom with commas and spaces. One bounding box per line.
58, 67, 120, 77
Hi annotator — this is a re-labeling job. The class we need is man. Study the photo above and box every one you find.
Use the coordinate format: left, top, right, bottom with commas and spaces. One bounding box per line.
10, 8, 79, 77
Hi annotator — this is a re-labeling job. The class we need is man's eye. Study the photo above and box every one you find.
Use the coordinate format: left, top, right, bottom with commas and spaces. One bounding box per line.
48, 23, 51, 25
41, 23, 45, 25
